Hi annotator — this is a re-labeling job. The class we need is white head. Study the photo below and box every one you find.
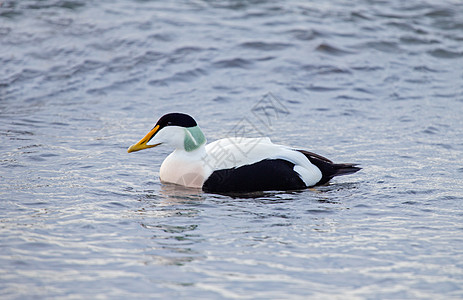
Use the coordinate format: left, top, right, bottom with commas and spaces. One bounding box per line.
127, 113, 206, 153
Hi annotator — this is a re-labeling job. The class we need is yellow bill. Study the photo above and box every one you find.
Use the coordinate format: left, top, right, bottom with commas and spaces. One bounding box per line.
127, 125, 162, 153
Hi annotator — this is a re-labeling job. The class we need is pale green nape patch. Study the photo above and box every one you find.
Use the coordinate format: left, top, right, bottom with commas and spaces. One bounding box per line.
184, 126, 206, 152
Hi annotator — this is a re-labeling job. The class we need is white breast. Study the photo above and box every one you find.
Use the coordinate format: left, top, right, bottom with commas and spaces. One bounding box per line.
159, 149, 208, 188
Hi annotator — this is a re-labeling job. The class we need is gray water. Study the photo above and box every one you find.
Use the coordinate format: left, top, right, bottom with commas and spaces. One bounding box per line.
1, 0, 463, 299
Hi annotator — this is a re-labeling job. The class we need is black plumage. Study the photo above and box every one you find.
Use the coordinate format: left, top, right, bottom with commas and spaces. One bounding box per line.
156, 113, 197, 129
203, 159, 307, 193
297, 150, 361, 185
203, 151, 361, 194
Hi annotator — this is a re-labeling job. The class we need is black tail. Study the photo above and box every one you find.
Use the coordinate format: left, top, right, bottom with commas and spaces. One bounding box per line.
297, 150, 361, 185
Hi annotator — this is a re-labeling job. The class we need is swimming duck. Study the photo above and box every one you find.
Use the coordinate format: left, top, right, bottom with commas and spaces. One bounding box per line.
128, 113, 360, 193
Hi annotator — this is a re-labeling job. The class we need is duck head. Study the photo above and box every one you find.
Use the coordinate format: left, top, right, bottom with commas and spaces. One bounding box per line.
127, 113, 206, 153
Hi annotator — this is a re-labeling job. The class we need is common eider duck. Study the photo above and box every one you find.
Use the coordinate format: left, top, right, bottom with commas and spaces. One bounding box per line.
128, 113, 361, 193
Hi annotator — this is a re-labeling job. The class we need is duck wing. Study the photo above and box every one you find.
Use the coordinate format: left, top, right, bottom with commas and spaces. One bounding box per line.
202, 138, 323, 192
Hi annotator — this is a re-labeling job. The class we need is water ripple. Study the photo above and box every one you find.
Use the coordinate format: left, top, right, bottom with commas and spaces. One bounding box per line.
213, 58, 253, 69
240, 41, 293, 51
316, 42, 355, 56
428, 48, 463, 59
2, 0, 463, 299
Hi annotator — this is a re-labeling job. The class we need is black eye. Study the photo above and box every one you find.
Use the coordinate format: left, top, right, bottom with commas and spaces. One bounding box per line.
167, 121, 172, 125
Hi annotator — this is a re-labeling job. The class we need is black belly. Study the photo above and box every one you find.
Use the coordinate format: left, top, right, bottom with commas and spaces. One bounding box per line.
202, 159, 307, 193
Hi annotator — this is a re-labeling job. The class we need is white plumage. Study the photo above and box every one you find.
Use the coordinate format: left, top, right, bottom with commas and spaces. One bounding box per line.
205, 137, 323, 186
128, 113, 360, 193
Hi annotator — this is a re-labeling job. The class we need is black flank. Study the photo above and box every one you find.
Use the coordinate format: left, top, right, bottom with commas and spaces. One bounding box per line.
203, 159, 307, 194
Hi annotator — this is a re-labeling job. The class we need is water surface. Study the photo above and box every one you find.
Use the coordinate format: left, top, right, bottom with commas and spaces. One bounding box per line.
1, 0, 463, 299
